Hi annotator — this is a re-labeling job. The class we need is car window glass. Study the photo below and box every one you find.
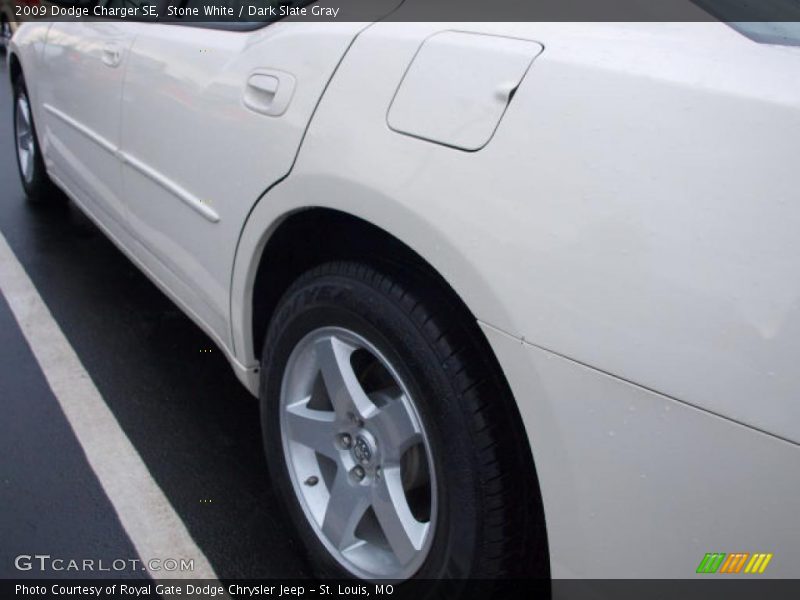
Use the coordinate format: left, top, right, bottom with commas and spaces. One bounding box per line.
693, 0, 800, 46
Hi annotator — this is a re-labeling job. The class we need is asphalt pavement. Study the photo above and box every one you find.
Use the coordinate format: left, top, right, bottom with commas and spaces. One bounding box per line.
0, 57, 308, 580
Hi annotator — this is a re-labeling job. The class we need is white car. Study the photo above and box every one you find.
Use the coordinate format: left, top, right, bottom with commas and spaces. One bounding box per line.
7, 5, 800, 582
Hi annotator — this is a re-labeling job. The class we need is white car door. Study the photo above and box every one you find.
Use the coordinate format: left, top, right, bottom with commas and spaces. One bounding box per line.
38, 8, 153, 231
116, 15, 385, 348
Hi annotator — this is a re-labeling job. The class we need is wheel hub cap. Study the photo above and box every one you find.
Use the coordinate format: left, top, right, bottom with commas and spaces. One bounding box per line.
352, 432, 376, 467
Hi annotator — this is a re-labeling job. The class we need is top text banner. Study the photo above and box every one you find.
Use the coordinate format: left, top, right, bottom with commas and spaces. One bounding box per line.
7, 0, 800, 24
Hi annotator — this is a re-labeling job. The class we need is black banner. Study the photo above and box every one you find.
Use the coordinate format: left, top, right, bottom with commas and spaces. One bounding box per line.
4, 579, 800, 600
4, 0, 800, 24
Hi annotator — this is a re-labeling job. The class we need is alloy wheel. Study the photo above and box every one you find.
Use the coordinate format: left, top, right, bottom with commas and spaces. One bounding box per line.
15, 93, 35, 185
279, 326, 437, 580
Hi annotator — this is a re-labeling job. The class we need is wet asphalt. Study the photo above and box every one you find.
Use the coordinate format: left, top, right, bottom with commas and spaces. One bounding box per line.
0, 56, 308, 579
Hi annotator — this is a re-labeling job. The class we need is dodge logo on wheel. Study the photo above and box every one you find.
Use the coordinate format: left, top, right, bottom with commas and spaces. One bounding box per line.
353, 436, 373, 466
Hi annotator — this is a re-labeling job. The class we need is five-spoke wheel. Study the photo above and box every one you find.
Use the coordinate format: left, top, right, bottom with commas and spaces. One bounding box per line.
15, 93, 35, 186
281, 328, 436, 579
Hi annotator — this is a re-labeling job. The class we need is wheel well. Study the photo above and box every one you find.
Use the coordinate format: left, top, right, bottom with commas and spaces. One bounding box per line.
251, 208, 443, 361
8, 52, 22, 86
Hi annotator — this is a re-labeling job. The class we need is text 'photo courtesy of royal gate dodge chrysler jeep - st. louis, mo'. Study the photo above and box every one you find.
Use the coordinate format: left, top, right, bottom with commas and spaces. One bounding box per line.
4, 0, 800, 588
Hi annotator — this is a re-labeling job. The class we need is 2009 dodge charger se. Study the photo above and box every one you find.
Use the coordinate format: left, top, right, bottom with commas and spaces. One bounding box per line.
7, 2, 800, 581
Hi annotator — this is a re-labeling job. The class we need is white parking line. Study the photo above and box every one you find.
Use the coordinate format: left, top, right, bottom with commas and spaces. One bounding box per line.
0, 230, 219, 581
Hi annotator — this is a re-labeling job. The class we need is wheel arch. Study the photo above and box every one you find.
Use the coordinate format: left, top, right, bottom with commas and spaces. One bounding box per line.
248, 207, 459, 363
8, 49, 22, 85
230, 174, 517, 373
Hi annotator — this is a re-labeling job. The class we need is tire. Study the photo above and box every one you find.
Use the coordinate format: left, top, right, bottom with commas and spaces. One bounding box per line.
260, 261, 547, 586
12, 73, 55, 202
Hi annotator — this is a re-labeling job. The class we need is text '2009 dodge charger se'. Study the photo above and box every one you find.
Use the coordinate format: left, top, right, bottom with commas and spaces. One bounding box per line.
7, 7, 800, 581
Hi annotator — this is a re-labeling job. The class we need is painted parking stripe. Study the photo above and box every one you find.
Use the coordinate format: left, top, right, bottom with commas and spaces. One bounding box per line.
0, 229, 218, 581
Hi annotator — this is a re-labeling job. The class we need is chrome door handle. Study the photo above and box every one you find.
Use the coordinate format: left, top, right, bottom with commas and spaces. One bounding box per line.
243, 70, 296, 116
102, 43, 123, 68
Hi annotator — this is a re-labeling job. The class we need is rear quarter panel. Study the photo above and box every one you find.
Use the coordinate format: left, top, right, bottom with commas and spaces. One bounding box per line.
233, 21, 800, 576
236, 21, 800, 443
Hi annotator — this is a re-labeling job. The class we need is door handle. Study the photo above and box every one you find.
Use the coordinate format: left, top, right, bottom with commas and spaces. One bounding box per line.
243, 71, 296, 116
102, 43, 123, 68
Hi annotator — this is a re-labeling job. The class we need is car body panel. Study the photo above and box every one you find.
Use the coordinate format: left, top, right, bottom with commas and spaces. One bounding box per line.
39, 22, 136, 228
234, 21, 800, 444
117, 21, 372, 347
483, 323, 800, 578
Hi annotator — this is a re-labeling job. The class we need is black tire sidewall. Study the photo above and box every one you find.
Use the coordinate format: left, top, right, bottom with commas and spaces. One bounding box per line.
260, 268, 486, 581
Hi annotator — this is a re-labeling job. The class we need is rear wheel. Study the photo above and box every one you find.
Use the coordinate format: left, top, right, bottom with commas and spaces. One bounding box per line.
260, 261, 547, 583
13, 74, 55, 202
